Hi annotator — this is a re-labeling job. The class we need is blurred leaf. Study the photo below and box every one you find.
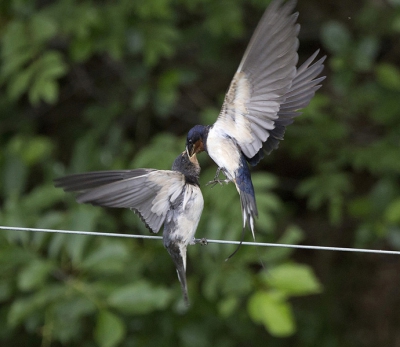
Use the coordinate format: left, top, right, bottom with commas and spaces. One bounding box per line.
376, 63, 400, 91
205, 1, 244, 37
94, 310, 126, 347
8, 284, 66, 327
70, 37, 94, 62
248, 291, 295, 337
218, 295, 239, 318
30, 13, 58, 43
0, 49, 34, 81
28, 51, 68, 105
220, 268, 253, 296
17, 259, 55, 291
81, 240, 130, 273
353, 36, 379, 71
3, 154, 27, 197
155, 69, 181, 116
131, 84, 150, 111
66, 234, 92, 266
321, 21, 351, 54
7, 64, 36, 101
23, 137, 54, 164
108, 281, 172, 314
297, 171, 350, 225
29, 77, 58, 105
132, 133, 185, 169
263, 225, 304, 262
200, 107, 219, 125
385, 198, 400, 224
261, 263, 322, 296
22, 186, 64, 221
251, 172, 278, 190
0, 281, 12, 302
387, 227, 400, 249
7, 135, 53, 165
1, 20, 29, 59
69, 205, 101, 232
141, 23, 178, 66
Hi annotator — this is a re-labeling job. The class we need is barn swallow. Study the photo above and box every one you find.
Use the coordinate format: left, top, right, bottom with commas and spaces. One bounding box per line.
54, 151, 204, 306
186, 0, 326, 238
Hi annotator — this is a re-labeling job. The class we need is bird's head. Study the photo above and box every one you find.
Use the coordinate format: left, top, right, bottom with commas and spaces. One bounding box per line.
172, 151, 201, 186
186, 125, 209, 158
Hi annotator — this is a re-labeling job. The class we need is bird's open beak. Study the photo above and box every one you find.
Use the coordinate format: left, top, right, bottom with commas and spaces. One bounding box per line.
186, 144, 195, 158
186, 140, 203, 158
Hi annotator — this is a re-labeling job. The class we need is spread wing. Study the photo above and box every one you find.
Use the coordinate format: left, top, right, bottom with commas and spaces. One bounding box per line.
54, 170, 185, 233
212, 0, 300, 160
248, 50, 326, 164
212, 0, 325, 163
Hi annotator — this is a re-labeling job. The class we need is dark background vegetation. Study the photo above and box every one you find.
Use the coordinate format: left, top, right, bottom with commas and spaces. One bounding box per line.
1, 0, 400, 346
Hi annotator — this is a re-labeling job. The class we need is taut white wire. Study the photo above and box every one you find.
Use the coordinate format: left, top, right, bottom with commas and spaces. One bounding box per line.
1, 225, 400, 255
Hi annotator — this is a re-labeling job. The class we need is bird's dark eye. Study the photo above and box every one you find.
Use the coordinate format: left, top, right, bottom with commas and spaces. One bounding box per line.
189, 139, 193, 144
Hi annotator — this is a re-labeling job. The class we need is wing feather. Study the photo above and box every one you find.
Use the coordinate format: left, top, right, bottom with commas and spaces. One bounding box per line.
210, 0, 325, 165
53, 169, 155, 192
246, 51, 326, 166
55, 170, 185, 233
212, 0, 300, 159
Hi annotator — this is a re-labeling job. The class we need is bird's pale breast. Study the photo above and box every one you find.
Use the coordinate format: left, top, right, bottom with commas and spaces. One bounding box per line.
207, 126, 241, 180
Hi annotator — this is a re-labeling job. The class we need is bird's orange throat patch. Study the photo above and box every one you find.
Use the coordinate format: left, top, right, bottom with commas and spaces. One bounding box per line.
194, 139, 205, 154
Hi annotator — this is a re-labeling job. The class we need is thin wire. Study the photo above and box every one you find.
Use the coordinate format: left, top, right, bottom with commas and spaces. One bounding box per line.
1, 225, 399, 255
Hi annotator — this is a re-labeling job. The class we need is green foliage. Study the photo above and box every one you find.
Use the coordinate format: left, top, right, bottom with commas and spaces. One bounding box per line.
1, 0, 400, 346
248, 263, 322, 336
108, 281, 172, 314
260, 263, 322, 296
94, 310, 126, 347
248, 291, 295, 336
0, 15, 68, 104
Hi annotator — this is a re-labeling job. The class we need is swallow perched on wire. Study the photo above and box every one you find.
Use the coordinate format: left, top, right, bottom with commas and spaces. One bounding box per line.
54, 151, 204, 306
186, 0, 326, 238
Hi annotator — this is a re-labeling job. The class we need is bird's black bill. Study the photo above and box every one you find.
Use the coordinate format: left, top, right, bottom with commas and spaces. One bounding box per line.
186, 144, 195, 158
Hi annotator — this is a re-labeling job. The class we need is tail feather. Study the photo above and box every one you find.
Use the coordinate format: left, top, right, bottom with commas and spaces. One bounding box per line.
164, 241, 190, 306
239, 190, 258, 239
235, 157, 258, 239
176, 267, 189, 307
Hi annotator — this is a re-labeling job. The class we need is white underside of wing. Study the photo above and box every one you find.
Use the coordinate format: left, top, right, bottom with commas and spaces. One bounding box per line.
213, 71, 284, 160
211, 0, 300, 160
148, 171, 185, 216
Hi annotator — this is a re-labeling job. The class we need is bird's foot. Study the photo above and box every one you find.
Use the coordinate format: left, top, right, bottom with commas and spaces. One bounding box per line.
194, 238, 208, 246
206, 179, 230, 187
206, 167, 230, 187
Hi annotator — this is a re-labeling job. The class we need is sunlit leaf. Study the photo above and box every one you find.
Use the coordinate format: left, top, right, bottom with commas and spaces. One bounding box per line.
261, 263, 322, 296
376, 63, 400, 91
385, 198, 400, 224
248, 291, 295, 337
218, 295, 239, 318
94, 310, 126, 347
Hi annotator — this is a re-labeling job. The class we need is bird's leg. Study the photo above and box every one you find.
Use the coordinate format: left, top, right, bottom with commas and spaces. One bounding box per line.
206, 167, 231, 187
194, 238, 208, 246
